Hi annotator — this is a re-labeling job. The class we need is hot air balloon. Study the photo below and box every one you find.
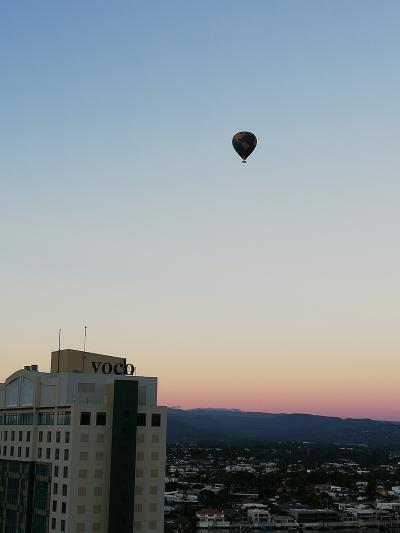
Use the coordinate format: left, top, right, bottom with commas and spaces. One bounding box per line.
232, 131, 257, 163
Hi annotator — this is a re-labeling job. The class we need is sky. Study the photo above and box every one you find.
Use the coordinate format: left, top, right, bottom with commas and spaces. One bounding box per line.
1, 1, 400, 420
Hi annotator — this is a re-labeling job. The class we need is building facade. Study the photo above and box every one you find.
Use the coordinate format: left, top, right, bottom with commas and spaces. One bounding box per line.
0, 349, 167, 533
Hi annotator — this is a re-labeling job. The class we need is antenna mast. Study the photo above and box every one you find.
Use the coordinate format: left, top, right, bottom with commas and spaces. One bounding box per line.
57, 329, 61, 372
82, 326, 87, 372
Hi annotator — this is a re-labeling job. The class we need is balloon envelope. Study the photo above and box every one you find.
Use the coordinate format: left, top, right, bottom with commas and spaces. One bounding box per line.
232, 131, 257, 162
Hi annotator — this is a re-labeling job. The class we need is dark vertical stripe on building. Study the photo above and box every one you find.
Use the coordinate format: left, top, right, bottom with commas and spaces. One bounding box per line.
0, 459, 39, 533
25, 461, 35, 533
108, 380, 138, 533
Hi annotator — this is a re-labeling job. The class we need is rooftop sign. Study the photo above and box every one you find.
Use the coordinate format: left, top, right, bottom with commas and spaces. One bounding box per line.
91, 361, 136, 376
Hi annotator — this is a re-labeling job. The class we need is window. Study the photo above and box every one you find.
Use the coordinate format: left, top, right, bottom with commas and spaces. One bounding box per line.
63, 466, 68, 478
37, 463, 51, 478
55, 449, 60, 460
65, 431, 70, 443
38, 412, 54, 425
25, 447, 30, 458
18, 430, 23, 441
137, 413, 146, 426
80, 412, 91, 425
77, 505, 85, 514
20, 412, 34, 424
10, 446, 14, 457
93, 504, 102, 514
2, 446, 6, 455
79, 469, 87, 479
32, 516, 48, 531
151, 451, 159, 461
52, 500, 57, 512
64, 449, 69, 461
46, 448, 51, 459
149, 503, 157, 512
3, 414, 18, 424
137, 434, 144, 444
53, 483, 58, 495
38, 431, 43, 442
78, 487, 86, 496
11, 431, 15, 441
96, 412, 106, 426
135, 503, 143, 513
26, 430, 31, 442
80, 433, 89, 443
151, 413, 161, 427
37, 448, 42, 459
151, 434, 159, 444
135, 486, 143, 496
54, 465, 59, 477
149, 521, 157, 530
76, 524, 85, 532
61, 520, 65, 532
150, 469, 159, 478
94, 486, 102, 497
95, 451, 104, 461
57, 411, 71, 425
149, 486, 158, 495
94, 469, 103, 479
56, 431, 61, 443
47, 431, 52, 443
62, 484, 67, 496
4, 431, 8, 441
17, 446, 22, 457
61, 502, 66, 514
96, 433, 104, 443
51, 517, 56, 530
80, 451, 88, 460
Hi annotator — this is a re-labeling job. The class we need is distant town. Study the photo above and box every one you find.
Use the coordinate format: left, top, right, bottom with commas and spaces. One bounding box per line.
164, 442, 400, 531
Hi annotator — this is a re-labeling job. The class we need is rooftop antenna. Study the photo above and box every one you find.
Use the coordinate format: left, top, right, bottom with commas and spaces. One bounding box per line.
57, 329, 61, 372
82, 326, 87, 372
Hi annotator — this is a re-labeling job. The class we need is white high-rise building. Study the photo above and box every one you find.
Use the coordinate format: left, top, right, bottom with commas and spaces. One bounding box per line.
0, 349, 167, 533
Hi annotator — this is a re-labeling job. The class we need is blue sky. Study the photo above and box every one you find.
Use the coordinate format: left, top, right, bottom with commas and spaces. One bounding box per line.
1, 1, 400, 418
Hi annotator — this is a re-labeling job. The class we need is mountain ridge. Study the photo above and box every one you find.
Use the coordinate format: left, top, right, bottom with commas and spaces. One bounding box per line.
166, 408, 400, 445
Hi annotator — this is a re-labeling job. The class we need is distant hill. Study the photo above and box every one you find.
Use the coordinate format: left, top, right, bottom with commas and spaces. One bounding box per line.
166, 408, 400, 445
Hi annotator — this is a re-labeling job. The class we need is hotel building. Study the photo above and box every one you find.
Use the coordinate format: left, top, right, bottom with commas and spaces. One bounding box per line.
0, 349, 167, 533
